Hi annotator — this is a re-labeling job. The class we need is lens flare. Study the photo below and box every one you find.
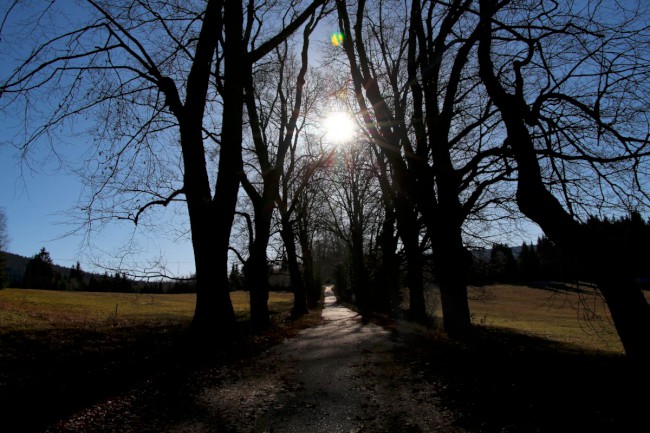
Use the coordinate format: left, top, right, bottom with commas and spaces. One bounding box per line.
331, 32, 344, 47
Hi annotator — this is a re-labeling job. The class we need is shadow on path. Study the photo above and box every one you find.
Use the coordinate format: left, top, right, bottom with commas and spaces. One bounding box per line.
44, 287, 462, 433
190, 287, 461, 433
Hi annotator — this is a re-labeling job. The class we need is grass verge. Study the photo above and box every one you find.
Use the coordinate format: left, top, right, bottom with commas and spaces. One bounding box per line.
0, 289, 321, 433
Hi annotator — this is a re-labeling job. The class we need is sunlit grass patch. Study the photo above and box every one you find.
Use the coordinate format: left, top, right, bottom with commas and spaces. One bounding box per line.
0, 289, 295, 332
418, 283, 650, 355
466, 284, 625, 354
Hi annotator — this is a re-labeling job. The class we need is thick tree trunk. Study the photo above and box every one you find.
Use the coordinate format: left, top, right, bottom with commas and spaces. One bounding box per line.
478, 0, 650, 363
168, 0, 239, 339
433, 230, 472, 337
297, 222, 320, 309
419, 138, 472, 335
280, 216, 309, 319
243, 247, 271, 331
191, 215, 238, 338
394, 198, 427, 322
243, 195, 274, 331
374, 213, 398, 314
428, 216, 472, 337
189, 132, 241, 338
593, 245, 650, 362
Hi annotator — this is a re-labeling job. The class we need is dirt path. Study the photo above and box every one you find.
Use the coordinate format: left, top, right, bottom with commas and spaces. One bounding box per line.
46, 288, 464, 433
182, 288, 463, 433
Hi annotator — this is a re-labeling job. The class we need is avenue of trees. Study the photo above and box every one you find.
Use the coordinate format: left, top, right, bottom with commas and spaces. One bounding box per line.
1, 1, 649, 362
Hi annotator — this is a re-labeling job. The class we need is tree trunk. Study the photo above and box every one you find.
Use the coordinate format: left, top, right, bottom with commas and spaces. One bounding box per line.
243, 246, 271, 331
396, 206, 427, 322
244, 194, 275, 331
350, 230, 370, 317
433, 230, 472, 337
374, 212, 398, 314
592, 243, 650, 362
191, 214, 238, 339
478, 0, 650, 363
180, 0, 243, 338
280, 216, 309, 319
297, 221, 320, 309
428, 212, 472, 337
373, 149, 400, 315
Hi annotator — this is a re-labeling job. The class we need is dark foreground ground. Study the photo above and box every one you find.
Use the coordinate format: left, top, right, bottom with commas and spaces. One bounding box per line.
1, 295, 646, 433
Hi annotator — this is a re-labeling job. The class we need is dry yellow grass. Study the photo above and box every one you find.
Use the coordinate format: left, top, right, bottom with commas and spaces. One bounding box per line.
467, 284, 650, 354
423, 284, 650, 355
0, 289, 294, 332
3, 285, 646, 355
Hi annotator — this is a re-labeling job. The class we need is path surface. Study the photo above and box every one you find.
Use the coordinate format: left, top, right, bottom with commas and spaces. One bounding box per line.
189, 288, 463, 433
252, 289, 391, 432
48, 288, 463, 433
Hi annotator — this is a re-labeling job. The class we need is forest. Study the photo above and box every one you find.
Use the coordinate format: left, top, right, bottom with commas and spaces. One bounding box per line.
1, 0, 649, 368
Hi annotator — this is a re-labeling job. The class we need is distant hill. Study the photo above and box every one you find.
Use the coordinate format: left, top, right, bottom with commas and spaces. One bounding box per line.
2, 251, 75, 287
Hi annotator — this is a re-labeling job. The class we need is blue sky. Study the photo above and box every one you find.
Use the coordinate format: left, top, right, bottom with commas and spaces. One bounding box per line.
0, 147, 196, 276
0, 0, 198, 277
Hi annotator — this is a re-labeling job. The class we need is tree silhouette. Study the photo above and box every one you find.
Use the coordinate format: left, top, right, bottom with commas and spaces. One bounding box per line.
67, 261, 86, 291
228, 263, 245, 292
477, 0, 650, 362
490, 244, 517, 283
24, 247, 56, 290
0, 210, 8, 288
517, 242, 539, 282
240, 8, 326, 326
1, 0, 326, 340
334, 0, 512, 334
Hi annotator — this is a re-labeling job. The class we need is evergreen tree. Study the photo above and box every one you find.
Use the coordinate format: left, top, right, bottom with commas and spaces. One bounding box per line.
0, 210, 7, 288
228, 264, 245, 292
24, 247, 56, 290
517, 242, 539, 282
489, 244, 517, 283
68, 262, 86, 290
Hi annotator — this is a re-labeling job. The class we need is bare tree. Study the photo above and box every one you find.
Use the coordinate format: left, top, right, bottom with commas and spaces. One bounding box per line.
334, 0, 511, 334
276, 128, 333, 316
241, 7, 326, 327
477, 0, 650, 362
319, 139, 385, 316
0, 0, 325, 339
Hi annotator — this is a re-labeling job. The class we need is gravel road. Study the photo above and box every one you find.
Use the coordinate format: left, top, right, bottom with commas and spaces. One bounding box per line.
192, 287, 463, 433
47, 288, 463, 433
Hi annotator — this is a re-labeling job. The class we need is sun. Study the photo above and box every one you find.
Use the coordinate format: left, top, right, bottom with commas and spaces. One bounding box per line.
324, 111, 355, 144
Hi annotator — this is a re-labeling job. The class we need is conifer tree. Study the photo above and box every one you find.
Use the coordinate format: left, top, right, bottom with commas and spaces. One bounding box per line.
24, 247, 56, 290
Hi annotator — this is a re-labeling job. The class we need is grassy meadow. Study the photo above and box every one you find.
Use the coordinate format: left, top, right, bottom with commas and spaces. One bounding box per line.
417, 283, 650, 355
1, 284, 644, 354
465, 284, 634, 354
0, 289, 294, 332
0, 288, 297, 432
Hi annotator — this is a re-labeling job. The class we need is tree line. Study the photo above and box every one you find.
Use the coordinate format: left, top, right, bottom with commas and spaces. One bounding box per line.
1, 0, 649, 363
473, 213, 650, 286
1, 246, 196, 294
